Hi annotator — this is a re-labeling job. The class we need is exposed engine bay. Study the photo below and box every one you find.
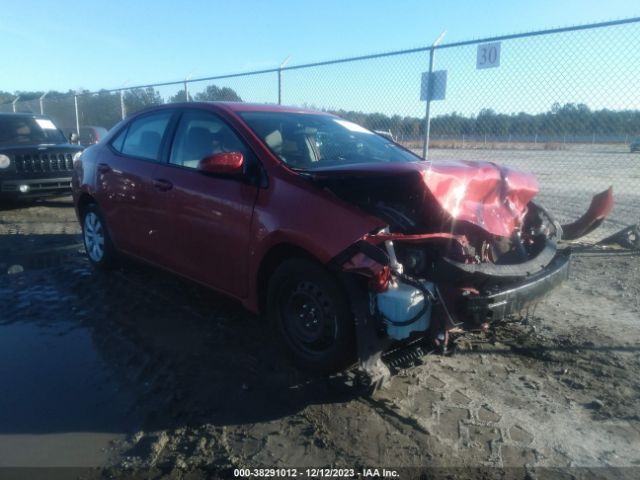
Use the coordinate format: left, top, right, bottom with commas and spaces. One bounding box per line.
309, 160, 614, 390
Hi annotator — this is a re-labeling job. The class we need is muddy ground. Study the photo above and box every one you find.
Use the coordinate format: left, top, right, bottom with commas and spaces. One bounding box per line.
0, 197, 639, 480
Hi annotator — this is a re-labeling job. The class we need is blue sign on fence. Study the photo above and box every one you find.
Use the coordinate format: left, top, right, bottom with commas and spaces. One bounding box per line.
420, 70, 447, 101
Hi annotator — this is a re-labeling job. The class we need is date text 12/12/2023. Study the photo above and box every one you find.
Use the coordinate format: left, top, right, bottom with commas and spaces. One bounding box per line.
233, 468, 400, 478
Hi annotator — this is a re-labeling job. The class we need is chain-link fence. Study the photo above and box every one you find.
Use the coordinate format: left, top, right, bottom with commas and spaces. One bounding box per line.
3, 17, 639, 237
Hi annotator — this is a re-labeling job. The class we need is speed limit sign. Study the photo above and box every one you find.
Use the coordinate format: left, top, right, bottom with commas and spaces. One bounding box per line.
476, 42, 501, 69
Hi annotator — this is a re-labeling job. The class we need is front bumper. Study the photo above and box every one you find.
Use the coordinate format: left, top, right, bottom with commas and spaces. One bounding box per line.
343, 246, 572, 391
465, 248, 571, 322
0, 177, 72, 198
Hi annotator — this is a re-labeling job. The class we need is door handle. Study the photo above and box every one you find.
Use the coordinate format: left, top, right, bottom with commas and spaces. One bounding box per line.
97, 163, 111, 174
153, 179, 173, 191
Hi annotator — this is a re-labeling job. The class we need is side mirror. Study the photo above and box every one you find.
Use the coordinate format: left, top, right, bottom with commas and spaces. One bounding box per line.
198, 152, 244, 175
69, 132, 79, 144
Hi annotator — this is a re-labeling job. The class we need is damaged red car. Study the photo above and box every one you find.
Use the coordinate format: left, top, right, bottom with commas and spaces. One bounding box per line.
71, 102, 613, 387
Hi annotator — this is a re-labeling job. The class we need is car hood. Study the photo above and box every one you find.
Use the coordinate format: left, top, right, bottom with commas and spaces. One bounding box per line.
304, 160, 539, 238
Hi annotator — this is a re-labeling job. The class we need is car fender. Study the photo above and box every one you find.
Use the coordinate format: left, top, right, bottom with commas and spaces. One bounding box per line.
243, 173, 385, 312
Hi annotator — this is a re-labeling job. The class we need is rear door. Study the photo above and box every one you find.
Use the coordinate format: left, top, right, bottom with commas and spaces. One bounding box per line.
152, 108, 259, 297
95, 109, 175, 261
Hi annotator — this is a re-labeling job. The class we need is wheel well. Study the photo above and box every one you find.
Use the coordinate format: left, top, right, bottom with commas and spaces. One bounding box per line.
256, 243, 316, 314
77, 193, 96, 219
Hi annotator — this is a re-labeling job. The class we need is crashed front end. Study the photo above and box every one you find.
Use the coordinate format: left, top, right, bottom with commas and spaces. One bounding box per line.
315, 160, 613, 388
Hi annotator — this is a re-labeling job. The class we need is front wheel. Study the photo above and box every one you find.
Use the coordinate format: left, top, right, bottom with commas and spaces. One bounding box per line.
267, 258, 355, 373
82, 204, 116, 269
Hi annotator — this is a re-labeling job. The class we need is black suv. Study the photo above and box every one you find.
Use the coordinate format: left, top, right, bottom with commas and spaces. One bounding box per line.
0, 113, 83, 200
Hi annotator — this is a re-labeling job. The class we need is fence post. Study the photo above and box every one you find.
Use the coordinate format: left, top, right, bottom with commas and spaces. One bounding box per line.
278, 56, 291, 105
277, 70, 282, 105
39, 91, 49, 115
74, 95, 80, 136
422, 47, 435, 159
422, 31, 446, 161
120, 90, 126, 120
11, 96, 20, 113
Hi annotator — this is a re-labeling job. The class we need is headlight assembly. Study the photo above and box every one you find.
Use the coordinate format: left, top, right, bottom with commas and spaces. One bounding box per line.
0, 154, 10, 169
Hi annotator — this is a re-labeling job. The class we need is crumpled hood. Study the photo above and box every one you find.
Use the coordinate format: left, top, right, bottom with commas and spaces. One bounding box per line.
421, 160, 538, 237
306, 160, 539, 238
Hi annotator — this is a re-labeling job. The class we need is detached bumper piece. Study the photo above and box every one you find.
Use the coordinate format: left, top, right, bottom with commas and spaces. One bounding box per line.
465, 249, 571, 322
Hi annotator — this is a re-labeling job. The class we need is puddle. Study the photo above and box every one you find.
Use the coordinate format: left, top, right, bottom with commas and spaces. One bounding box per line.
0, 243, 84, 275
0, 319, 140, 466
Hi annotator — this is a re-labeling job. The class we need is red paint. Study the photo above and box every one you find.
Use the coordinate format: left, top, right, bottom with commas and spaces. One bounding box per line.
310, 160, 539, 238
561, 186, 614, 240
420, 160, 538, 238
199, 152, 244, 175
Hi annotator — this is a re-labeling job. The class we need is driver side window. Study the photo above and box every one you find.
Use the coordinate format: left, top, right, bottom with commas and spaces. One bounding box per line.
170, 110, 249, 169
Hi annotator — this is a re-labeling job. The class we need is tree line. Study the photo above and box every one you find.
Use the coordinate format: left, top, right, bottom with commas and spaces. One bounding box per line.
0, 85, 242, 129
2, 86, 639, 138
332, 103, 640, 139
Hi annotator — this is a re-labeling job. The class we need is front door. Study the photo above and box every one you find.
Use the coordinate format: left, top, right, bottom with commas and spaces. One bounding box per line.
153, 109, 259, 297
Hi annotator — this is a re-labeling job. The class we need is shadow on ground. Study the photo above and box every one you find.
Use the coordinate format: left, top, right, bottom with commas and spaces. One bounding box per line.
0, 252, 360, 437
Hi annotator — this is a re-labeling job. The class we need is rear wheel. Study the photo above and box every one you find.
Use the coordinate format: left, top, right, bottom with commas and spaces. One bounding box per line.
267, 258, 355, 372
82, 204, 116, 269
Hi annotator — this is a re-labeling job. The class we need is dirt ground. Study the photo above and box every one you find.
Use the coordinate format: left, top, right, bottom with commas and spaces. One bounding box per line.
1, 197, 639, 480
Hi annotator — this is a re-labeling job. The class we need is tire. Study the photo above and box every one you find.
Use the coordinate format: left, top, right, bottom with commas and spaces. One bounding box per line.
267, 258, 356, 373
81, 203, 116, 269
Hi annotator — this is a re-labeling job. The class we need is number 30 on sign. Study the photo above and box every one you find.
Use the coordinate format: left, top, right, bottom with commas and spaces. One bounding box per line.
476, 42, 501, 69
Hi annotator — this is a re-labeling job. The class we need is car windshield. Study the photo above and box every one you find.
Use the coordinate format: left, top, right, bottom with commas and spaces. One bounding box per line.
0, 116, 67, 146
238, 111, 420, 170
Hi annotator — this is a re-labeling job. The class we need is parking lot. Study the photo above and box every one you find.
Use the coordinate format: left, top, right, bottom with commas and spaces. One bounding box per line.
1, 148, 639, 478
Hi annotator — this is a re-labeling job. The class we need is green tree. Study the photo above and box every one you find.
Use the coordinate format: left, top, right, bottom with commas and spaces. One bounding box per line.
77, 90, 122, 129
124, 87, 163, 115
0, 91, 16, 104
168, 89, 192, 103
194, 85, 242, 102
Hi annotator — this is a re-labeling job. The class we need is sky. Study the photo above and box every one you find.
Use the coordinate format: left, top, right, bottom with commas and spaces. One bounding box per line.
1, 0, 639, 117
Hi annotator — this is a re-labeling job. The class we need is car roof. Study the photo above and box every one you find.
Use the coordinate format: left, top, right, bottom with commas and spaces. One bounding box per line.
144, 101, 331, 116
215, 102, 325, 114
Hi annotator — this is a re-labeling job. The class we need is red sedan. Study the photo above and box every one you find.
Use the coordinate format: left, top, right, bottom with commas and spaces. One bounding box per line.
72, 102, 613, 387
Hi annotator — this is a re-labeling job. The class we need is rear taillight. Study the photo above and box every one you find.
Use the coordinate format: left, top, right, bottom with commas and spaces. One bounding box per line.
369, 265, 391, 293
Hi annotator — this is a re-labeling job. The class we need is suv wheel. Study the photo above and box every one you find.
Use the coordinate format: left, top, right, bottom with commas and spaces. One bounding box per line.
267, 258, 355, 372
82, 204, 115, 269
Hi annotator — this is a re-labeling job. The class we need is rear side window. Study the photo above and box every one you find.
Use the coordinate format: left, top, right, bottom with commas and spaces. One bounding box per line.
112, 111, 172, 161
